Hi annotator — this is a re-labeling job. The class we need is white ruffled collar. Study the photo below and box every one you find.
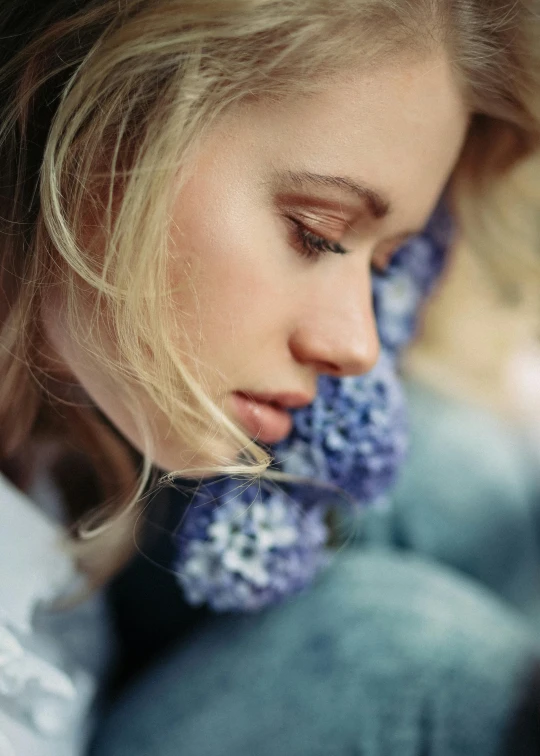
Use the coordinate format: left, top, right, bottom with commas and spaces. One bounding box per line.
0, 473, 82, 744
0, 473, 73, 633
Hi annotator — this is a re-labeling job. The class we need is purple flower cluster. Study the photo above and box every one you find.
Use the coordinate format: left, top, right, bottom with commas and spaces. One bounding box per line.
373, 201, 452, 353
175, 480, 329, 612
275, 352, 408, 504
172, 202, 453, 612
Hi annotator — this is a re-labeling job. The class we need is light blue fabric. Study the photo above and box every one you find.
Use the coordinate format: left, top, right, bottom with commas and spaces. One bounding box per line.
90, 549, 539, 756
358, 380, 540, 625
90, 381, 540, 756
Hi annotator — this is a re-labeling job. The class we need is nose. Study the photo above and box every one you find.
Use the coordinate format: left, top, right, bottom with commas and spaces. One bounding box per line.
289, 264, 380, 378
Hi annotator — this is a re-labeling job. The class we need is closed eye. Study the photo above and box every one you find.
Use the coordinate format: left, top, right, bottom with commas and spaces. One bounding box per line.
288, 216, 405, 275
287, 217, 349, 260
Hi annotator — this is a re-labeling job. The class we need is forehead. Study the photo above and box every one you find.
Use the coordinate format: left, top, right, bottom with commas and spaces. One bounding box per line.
219, 50, 469, 231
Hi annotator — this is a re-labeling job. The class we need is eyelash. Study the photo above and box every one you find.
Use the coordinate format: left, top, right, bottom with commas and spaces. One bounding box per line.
288, 217, 394, 275
288, 217, 348, 260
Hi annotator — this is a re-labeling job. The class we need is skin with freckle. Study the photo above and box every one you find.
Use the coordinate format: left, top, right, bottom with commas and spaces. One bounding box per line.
43, 50, 468, 472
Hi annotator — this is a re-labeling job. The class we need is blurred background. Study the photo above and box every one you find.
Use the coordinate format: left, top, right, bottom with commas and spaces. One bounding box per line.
366, 233, 540, 627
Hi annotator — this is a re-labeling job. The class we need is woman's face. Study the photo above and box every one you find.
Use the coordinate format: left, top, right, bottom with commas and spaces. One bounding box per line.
45, 50, 469, 472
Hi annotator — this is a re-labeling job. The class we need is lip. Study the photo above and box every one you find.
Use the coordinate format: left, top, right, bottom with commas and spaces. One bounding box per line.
230, 391, 314, 444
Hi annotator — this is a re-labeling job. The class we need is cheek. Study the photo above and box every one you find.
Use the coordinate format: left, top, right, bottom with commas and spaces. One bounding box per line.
167, 192, 294, 356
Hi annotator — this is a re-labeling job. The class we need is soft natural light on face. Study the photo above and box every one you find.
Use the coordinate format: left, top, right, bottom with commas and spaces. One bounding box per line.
44, 50, 468, 470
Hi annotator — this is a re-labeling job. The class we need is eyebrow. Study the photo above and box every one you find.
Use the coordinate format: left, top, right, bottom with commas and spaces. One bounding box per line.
272, 169, 392, 220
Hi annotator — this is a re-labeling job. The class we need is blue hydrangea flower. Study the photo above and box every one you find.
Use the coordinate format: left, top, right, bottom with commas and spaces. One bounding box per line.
172, 202, 453, 612
175, 481, 329, 612
373, 201, 451, 353
275, 350, 408, 504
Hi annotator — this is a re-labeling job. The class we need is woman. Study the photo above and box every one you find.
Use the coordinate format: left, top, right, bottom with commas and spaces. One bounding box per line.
2, 1, 540, 754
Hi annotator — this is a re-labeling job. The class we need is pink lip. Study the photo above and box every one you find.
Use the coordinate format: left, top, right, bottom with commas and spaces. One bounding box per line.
230, 391, 313, 444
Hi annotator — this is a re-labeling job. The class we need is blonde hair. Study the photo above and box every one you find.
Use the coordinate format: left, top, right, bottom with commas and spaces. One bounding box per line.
2, 0, 540, 582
